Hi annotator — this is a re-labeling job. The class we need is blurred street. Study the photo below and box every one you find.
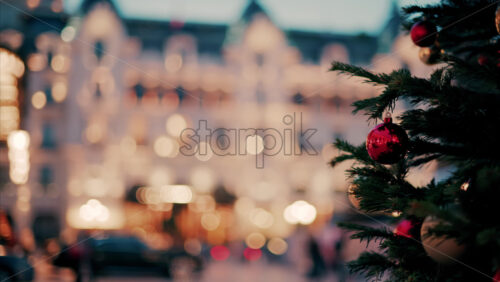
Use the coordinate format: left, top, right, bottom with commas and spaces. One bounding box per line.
32, 257, 346, 282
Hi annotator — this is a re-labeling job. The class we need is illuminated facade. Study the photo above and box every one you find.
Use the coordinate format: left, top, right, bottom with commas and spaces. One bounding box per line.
0, 0, 434, 247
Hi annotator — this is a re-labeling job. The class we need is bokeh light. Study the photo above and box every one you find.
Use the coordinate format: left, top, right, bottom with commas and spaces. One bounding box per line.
249, 207, 274, 229
165, 54, 183, 73
189, 166, 216, 193
246, 134, 264, 155
201, 212, 221, 231
31, 91, 47, 109
154, 135, 179, 158
267, 237, 288, 255
166, 114, 187, 137
161, 185, 193, 204
61, 26, 76, 42
245, 232, 266, 249
51, 81, 68, 102
210, 245, 230, 261
243, 247, 262, 261
79, 199, 110, 222
283, 200, 317, 225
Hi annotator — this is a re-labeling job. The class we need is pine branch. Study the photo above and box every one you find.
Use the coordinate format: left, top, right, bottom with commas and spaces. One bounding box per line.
347, 252, 395, 280
330, 139, 374, 166
330, 62, 392, 85
338, 222, 394, 244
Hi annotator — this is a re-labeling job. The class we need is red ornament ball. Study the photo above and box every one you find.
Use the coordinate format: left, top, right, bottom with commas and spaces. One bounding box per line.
366, 115, 408, 164
394, 219, 419, 239
411, 21, 437, 47
478, 54, 489, 66
493, 268, 500, 282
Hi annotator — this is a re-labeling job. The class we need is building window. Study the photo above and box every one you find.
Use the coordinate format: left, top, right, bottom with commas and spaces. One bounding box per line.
292, 92, 305, 105
41, 124, 57, 149
134, 84, 145, 101
39, 165, 54, 190
94, 40, 106, 62
176, 86, 186, 103
0, 165, 9, 189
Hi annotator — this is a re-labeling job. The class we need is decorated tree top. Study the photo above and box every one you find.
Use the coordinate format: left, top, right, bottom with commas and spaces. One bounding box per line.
330, 0, 500, 281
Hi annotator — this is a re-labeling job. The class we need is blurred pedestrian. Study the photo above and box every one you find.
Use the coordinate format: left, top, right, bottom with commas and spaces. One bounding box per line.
307, 234, 326, 278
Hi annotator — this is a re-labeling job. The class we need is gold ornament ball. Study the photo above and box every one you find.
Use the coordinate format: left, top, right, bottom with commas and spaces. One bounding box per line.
347, 183, 360, 209
418, 47, 441, 65
420, 216, 466, 264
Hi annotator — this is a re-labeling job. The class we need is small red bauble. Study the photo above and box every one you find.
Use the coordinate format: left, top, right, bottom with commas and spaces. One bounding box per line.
366, 114, 408, 164
411, 21, 437, 47
394, 219, 420, 239
494, 268, 500, 282
478, 54, 489, 66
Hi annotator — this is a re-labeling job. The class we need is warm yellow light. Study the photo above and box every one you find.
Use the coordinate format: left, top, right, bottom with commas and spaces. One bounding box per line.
161, 185, 193, 204
51, 55, 70, 73
0, 48, 24, 77
166, 114, 187, 137
7, 130, 30, 150
31, 91, 46, 109
61, 26, 76, 42
0, 73, 17, 85
246, 135, 264, 155
51, 81, 67, 102
245, 232, 266, 249
0, 85, 18, 102
119, 136, 136, 155
7, 130, 30, 184
249, 181, 277, 202
283, 200, 317, 225
26, 0, 40, 9
16, 200, 30, 212
149, 167, 173, 187
267, 237, 288, 255
27, 53, 46, 71
8, 149, 29, 162
10, 169, 29, 185
235, 197, 255, 215
79, 199, 110, 222
85, 123, 105, 143
144, 187, 161, 205
68, 179, 82, 196
67, 202, 124, 229
154, 135, 179, 158
249, 208, 274, 229
0, 106, 20, 140
84, 177, 107, 197
189, 166, 215, 193
189, 195, 216, 213
164, 54, 183, 73
391, 211, 402, 217
201, 212, 220, 231
245, 17, 283, 53
18, 186, 31, 202
50, 0, 62, 12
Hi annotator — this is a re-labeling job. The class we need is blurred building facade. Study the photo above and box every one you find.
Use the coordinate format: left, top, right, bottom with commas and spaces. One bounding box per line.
0, 0, 428, 249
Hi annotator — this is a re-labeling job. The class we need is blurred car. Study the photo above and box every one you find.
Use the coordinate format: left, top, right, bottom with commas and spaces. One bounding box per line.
88, 235, 202, 278
0, 255, 34, 282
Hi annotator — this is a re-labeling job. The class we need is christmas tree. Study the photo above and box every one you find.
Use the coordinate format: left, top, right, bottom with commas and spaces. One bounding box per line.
329, 0, 500, 281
